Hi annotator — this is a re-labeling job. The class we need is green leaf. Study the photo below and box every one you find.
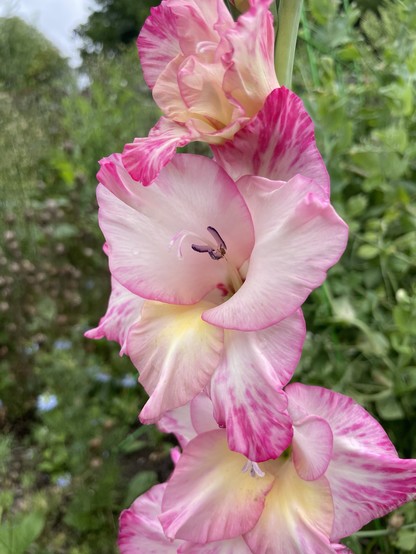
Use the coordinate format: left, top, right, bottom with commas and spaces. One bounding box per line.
395, 528, 416, 551
376, 396, 404, 421
0, 512, 45, 554
357, 245, 379, 259
123, 471, 158, 508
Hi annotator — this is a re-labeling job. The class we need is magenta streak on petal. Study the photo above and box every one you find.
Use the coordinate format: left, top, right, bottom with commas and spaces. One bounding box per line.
212, 87, 330, 195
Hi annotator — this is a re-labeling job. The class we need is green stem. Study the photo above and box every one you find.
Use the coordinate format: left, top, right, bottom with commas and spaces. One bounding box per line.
274, 0, 303, 88
353, 522, 416, 538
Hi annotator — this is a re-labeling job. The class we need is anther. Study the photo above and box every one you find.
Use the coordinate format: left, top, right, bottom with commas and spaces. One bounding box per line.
192, 226, 227, 260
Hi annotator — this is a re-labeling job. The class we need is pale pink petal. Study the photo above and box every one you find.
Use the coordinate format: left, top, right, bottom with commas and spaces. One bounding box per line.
213, 87, 330, 194
245, 460, 335, 554
210, 311, 305, 461
286, 383, 398, 456
84, 276, 144, 356
167, 0, 233, 56
221, 0, 277, 117
138, 0, 233, 90
119, 483, 181, 553
179, 537, 252, 554
203, 175, 348, 331
333, 545, 353, 554
138, 4, 181, 89
158, 392, 218, 448
122, 117, 194, 185
292, 415, 333, 481
327, 453, 416, 540
97, 154, 254, 305
127, 301, 224, 423
286, 384, 416, 539
158, 403, 195, 449
177, 56, 237, 130
119, 482, 252, 554
190, 392, 219, 435
160, 430, 274, 543
152, 55, 190, 122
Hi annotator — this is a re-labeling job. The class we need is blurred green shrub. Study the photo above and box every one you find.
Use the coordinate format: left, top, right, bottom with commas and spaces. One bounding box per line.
294, 1, 416, 550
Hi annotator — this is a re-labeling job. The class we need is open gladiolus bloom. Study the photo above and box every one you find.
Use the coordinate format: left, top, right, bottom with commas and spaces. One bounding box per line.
122, 0, 278, 184
119, 387, 416, 553
87, 151, 347, 461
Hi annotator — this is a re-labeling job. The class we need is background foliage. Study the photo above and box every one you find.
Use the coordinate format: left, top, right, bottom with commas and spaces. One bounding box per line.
0, 0, 415, 552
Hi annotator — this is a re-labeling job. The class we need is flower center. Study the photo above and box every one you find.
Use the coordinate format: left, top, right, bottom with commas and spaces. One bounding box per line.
170, 226, 244, 294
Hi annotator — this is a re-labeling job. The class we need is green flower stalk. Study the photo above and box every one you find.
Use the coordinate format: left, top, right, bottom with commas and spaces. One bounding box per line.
274, 0, 303, 88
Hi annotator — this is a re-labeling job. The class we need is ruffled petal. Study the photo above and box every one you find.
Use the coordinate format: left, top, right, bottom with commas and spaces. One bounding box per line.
213, 87, 330, 194
84, 276, 144, 356
119, 482, 252, 554
118, 483, 180, 553
97, 154, 254, 305
203, 175, 348, 331
245, 460, 335, 554
158, 392, 218, 448
221, 0, 277, 117
177, 56, 236, 130
122, 117, 194, 185
168, 0, 233, 56
292, 415, 333, 481
138, 4, 181, 89
127, 301, 224, 423
327, 453, 416, 540
160, 430, 274, 543
286, 383, 398, 456
210, 311, 305, 461
286, 384, 416, 539
158, 403, 196, 449
179, 537, 252, 553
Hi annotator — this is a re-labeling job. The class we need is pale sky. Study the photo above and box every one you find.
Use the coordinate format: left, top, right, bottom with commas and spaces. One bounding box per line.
0, 0, 96, 66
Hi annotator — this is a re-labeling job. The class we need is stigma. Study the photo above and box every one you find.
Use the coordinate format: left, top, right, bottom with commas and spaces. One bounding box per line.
242, 460, 265, 478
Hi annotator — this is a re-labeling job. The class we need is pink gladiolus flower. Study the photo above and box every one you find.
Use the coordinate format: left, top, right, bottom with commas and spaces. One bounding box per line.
122, 0, 278, 184
87, 152, 347, 462
155, 387, 416, 553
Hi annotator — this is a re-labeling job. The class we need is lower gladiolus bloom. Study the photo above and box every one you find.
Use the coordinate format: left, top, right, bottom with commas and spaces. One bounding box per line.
122, 0, 278, 184
87, 153, 347, 461
151, 386, 416, 553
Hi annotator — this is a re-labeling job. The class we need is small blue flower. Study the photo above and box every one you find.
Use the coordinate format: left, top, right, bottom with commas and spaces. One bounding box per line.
37, 393, 58, 412
53, 339, 72, 350
94, 372, 111, 383
55, 474, 72, 488
119, 374, 137, 389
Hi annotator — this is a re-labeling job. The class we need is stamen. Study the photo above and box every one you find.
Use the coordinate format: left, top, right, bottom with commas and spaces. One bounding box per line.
242, 460, 265, 478
192, 226, 227, 261
207, 226, 227, 254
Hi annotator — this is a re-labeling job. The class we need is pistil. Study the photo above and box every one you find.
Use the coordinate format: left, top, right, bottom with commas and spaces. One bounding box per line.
242, 460, 265, 478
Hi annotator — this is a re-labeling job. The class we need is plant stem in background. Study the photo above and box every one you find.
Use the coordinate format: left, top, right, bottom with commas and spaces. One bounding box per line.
274, 0, 303, 88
